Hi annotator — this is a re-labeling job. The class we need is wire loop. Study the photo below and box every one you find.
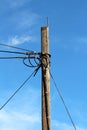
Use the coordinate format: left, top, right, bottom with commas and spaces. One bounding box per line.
40, 53, 51, 69
23, 53, 41, 68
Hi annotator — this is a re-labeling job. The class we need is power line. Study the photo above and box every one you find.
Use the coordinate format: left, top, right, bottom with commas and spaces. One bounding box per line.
0, 49, 41, 68
0, 56, 28, 59
0, 49, 41, 59
0, 43, 33, 52
50, 72, 77, 130
0, 50, 27, 55
0, 68, 38, 110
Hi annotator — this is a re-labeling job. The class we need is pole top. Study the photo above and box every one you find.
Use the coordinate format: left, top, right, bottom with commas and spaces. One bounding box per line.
41, 26, 48, 30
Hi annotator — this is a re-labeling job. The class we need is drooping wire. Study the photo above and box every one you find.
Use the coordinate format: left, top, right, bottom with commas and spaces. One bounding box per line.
0, 49, 41, 67
23, 54, 41, 68
0, 68, 38, 110
50, 71, 77, 130
0, 43, 33, 52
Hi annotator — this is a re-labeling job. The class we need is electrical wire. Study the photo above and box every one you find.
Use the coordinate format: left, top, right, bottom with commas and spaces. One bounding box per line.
0, 43, 33, 52
0, 50, 27, 55
50, 71, 77, 130
0, 50, 41, 65
23, 53, 41, 68
0, 68, 38, 110
0, 56, 28, 59
0, 48, 77, 129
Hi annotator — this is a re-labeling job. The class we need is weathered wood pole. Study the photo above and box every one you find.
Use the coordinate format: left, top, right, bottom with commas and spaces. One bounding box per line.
41, 26, 51, 130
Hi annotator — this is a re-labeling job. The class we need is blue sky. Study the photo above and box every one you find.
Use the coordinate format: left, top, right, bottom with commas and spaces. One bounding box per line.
0, 0, 87, 130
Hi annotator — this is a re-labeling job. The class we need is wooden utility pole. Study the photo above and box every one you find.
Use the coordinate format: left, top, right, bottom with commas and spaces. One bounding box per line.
41, 26, 51, 130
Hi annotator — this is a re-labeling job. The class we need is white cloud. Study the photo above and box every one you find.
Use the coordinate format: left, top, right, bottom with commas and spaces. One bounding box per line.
0, 0, 40, 33
4, 0, 31, 9
6, 1, 40, 29
0, 110, 40, 130
0, 87, 41, 130
52, 120, 86, 130
7, 35, 32, 45
18, 13, 40, 28
0, 107, 86, 130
